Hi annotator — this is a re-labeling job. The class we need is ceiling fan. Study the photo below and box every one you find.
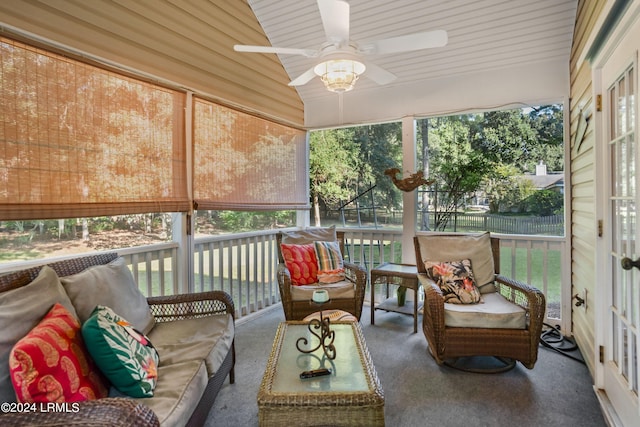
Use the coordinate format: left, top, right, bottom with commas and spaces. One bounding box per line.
234, 0, 448, 93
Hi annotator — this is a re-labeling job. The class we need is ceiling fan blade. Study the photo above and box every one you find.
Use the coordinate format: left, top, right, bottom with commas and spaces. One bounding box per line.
234, 45, 317, 57
360, 30, 448, 55
288, 67, 318, 86
362, 62, 396, 85
317, 0, 350, 44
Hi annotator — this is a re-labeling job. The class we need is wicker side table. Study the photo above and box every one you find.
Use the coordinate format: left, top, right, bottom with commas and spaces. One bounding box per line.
370, 262, 421, 333
257, 321, 384, 426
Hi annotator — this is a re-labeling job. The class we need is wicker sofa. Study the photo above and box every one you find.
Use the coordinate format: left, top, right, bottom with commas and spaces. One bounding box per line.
0, 252, 235, 427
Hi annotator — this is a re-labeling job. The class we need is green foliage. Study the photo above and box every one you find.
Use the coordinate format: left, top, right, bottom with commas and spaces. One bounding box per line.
309, 124, 401, 225
484, 164, 536, 213
309, 128, 362, 208
524, 190, 564, 216
352, 123, 402, 209
471, 109, 538, 172
427, 117, 493, 229
309, 104, 564, 228
216, 211, 295, 232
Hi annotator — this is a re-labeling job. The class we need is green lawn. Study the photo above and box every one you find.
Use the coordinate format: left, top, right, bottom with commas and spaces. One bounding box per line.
347, 240, 562, 308
499, 247, 562, 304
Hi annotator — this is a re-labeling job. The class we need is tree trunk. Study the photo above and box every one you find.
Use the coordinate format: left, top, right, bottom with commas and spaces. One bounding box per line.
420, 119, 431, 231
82, 218, 89, 241
313, 193, 321, 227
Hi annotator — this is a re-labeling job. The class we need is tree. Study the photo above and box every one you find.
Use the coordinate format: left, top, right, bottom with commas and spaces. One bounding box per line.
310, 123, 402, 226
353, 123, 402, 210
471, 109, 538, 173
309, 129, 361, 226
418, 118, 432, 230
428, 117, 492, 230
484, 164, 536, 213
528, 105, 564, 171
524, 190, 564, 216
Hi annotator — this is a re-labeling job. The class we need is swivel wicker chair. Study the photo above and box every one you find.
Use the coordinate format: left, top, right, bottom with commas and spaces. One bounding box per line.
276, 227, 367, 320
414, 232, 545, 372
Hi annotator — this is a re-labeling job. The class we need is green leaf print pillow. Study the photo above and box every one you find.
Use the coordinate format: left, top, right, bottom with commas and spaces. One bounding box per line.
81, 305, 159, 398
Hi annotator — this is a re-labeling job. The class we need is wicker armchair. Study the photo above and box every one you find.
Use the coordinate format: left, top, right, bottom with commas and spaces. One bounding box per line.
0, 252, 235, 427
276, 229, 367, 320
414, 233, 546, 371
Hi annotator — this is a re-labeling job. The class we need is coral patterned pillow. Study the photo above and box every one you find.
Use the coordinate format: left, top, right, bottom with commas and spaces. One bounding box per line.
314, 240, 345, 284
81, 306, 159, 398
424, 259, 483, 304
9, 303, 109, 403
281, 243, 318, 285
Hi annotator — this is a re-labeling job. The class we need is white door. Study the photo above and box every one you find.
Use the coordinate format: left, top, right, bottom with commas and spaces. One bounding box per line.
602, 16, 640, 427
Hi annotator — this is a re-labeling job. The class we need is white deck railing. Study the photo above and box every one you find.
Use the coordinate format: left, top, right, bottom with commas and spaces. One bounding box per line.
193, 231, 280, 317
0, 229, 567, 325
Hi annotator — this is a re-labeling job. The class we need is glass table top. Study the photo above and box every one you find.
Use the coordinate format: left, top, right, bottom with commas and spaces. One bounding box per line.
270, 322, 370, 394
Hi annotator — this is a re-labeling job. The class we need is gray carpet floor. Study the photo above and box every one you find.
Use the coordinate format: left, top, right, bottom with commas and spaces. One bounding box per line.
207, 304, 606, 427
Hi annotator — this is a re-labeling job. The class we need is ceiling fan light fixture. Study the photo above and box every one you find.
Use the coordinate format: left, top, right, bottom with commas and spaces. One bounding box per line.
314, 59, 366, 93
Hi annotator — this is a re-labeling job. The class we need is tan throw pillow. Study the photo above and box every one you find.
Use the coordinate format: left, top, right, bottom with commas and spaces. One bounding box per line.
61, 257, 155, 334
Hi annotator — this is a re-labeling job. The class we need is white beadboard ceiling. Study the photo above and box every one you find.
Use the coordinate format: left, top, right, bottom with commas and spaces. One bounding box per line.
246, 0, 578, 128
0, 0, 577, 129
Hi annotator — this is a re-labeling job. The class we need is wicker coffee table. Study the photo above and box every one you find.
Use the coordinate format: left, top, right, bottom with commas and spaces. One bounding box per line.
257, 321, 385, 426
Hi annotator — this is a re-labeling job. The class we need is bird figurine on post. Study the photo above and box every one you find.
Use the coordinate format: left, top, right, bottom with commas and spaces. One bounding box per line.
384, 168, 434, 192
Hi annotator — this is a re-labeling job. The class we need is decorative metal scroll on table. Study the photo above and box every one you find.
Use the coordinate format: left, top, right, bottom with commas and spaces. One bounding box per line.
296, 315, 336, 360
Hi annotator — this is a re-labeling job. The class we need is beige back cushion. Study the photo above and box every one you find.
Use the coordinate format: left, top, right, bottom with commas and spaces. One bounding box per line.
417, 232, 496, 293
0, 266, 77, 403
61, 257, 155, 334
281, 226, 337, 245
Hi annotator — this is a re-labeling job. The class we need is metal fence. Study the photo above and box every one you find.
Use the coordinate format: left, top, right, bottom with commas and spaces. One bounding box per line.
421, 213, 564, 235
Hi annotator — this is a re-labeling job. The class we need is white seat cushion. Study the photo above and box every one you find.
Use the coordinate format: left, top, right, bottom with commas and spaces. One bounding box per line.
139, 360, 208, 427
444, 292, 526, 329
147, 313, 234, 378
290, 280, 355, 301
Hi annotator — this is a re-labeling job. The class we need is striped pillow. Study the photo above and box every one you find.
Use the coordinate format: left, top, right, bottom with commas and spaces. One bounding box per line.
314, 241, 345, 284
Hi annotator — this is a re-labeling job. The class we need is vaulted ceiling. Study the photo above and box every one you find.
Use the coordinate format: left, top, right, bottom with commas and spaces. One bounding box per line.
246, 0, 578, 127
0, 0, 577, 129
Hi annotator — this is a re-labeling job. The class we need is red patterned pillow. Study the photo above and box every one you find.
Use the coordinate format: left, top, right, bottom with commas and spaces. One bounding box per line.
281, 243, 318, 285
9, 303, 109, 403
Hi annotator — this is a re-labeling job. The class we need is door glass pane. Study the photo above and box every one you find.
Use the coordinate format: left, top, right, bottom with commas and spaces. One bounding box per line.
611, 88, 617, 140
613, 311, 619, 365
632, 333, 638, 394
619, 77, 627, 135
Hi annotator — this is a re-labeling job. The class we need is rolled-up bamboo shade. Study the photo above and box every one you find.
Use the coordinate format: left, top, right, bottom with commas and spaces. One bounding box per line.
0, 37, 189, 220
192, 98, 309, 211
